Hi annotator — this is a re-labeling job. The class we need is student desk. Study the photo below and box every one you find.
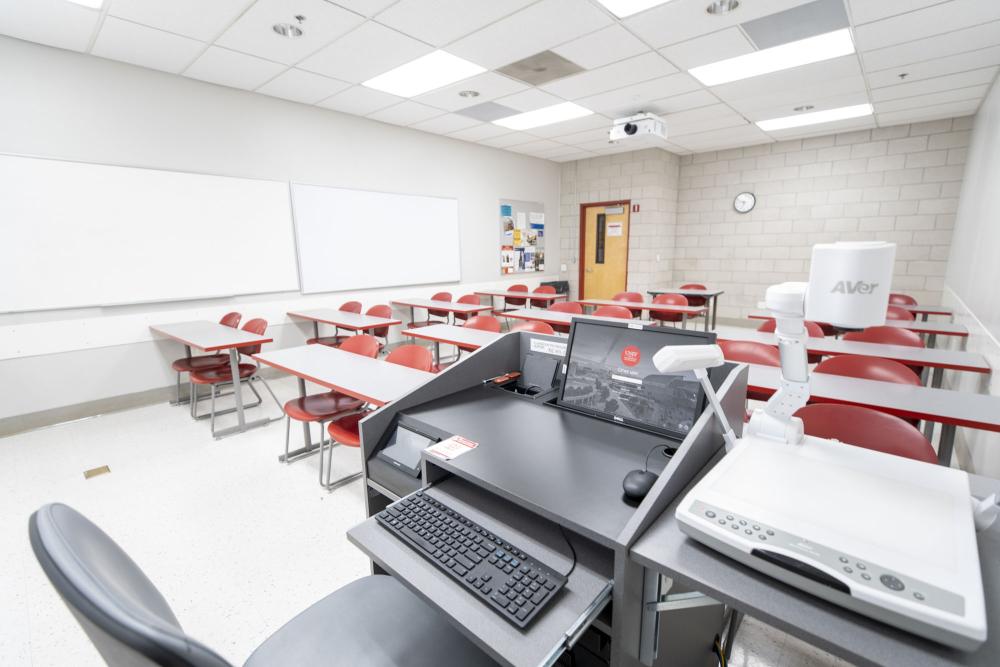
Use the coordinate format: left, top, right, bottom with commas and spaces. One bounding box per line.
647, 287, 725, 329
474, 289, 567, 311
391, 298, 492, 326
253, 344, 434, 463
745, 364, 1000, 466
897, 303, 955, 320
402, 324, 503, 366
713, 325, 990, 388
498, 308, 658, 328
747, 310, 969, 348
629, 463, 1000, 667
288, 308, 402, 342
578, 298, 709, 330
150, 321, 274, 438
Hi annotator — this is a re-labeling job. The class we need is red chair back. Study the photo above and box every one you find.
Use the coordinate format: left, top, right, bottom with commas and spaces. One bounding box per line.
463, 315, 501, 333
505, 284, 528, 308
612, 291, 643, 317
757, 319, 825, 337
454, 294, 482, 322
385, 344, 434, 372
814, 355, 921, 385
238, 318, 268, 356
593, 305, 633, 319
886, 305, 915, 321
889, 293, 918, 306
794, 404, 937, 464
681, 283, 707, 308
843, 326, 924, 348
547, 301, 582, 334
219, 312, 242, 328
511, 321, 555, 335
339, 301, 362, 314
338, 334, 380, 359
365, 304, 393, 339
428, 292, 452, 319
718, 340, 780, 366
530, 285, 557, 308
650, 293, 688, 323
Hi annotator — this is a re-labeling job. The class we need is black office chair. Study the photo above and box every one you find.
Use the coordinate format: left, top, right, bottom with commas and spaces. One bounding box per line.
29, 503, 497, 667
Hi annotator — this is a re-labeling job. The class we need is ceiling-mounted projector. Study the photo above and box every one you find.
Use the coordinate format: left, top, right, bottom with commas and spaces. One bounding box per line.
609, 112, 667, 142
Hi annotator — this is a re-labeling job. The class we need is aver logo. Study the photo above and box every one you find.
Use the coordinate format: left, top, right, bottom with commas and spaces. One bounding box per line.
831, 280, 879, 295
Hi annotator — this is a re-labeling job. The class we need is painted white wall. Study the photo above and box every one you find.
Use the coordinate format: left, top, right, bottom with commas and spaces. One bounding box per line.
944, 76, 1000, 477
0, 36, 560, 420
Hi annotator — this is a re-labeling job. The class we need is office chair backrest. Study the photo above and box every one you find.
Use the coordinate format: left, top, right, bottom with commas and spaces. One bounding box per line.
718, 340, 781, 366
530, 285, 556, 308
593, 305, 633, 319
505, 284, 528, 307
885, 305, 915, 321
814, 355, 921, 385
680, 283, 707, 308
463, 315, 501, 332
794, 404, 937, 464
365, 304, 393, 339
547, 301, 583, 314
339, 301, 363, 313
238, 318, 268, 357
888, 293, 918, 306
218, 312, 242, 328
843, 326, 924, 348
613, 292, 643, 317
757, 319, 826, 337
650, 293, 688, 322
428, 292, 452, 319
29, 504, 232, 667
511, 321, 556, 335
385, 344, 434, 372
338, 334, 380, 359
453, 294, 481, 321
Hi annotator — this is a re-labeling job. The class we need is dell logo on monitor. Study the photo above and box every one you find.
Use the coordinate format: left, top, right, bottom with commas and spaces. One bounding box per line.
831, 280, 879, 295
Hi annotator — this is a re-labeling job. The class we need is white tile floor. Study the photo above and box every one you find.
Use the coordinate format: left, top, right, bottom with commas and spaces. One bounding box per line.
0, 375, 850, 666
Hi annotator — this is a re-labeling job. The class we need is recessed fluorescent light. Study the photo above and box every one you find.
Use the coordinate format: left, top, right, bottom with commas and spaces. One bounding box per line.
757, 103, 873, 131
689, 28, 855, 86
493, 102, 593, 130
594, 0, 674, 18
66, 0, 104, 7
363, 51, 485, 98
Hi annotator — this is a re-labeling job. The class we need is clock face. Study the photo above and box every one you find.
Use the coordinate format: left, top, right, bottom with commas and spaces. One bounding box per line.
734, 191, 756, 213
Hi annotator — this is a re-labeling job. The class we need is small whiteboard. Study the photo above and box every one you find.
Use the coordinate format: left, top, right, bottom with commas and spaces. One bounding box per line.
291, 183, 460, 293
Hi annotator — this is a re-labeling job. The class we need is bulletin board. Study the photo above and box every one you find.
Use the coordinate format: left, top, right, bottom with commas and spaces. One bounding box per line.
499, 199, 545, 274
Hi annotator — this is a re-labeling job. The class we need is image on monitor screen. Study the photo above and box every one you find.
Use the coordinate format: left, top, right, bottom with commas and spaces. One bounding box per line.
559, 321, 710, 439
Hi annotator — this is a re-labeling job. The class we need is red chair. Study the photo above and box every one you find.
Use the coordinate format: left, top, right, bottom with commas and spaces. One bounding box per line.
530, 285, 557, 308
364, 304, 394, 352
593, 305, 633, 319
680, 283, 707, 307
886, 305, 915, 321
794, 404, 937, 464
757, 319, 826, 363
843, 326, 925, 376
281, 334, 379, 474
613, 291, 644, 318
649, 293, 688, 326
889, 293, 918, 306
456, 316, 501, 353
410, 292, 452, 327
814, 355, 921, 385
500, 284, 528, 312
511, 321, 556, 335
170, 312, 241, 404
189, 318, 281, 438
719, 340, 780, 402
546, 301, 583, 334
324, 345, 433, 490
307, 301, 363, 347
453, 294, 483, 323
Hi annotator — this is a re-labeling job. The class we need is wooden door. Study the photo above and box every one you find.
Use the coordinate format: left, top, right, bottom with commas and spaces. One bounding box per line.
580, 202, 629, 299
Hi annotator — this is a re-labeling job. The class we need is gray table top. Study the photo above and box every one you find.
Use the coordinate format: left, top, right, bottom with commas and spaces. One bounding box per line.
287, 308, 401, 329
392, 298, 493, 313
578, 298, 708, 315
898, 304, 954, 316
497, 309, 640, 326
402, 324, 503, 349
253, 344, 433, 406
714, 325, 990, 372
648, 287, 724, 297
150, 321, 272, 352
746, 364, 1000, 432
474, 290, 567, 301
747, 310, 969, 336
630, 464, 1000, 667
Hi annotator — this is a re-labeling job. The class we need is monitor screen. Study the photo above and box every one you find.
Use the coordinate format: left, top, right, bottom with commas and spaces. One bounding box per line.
558, 321, 714, 439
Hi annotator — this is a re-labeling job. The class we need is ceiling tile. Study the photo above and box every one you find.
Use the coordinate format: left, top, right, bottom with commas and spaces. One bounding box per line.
493, 88, 565, 112
671, 123, 773, 152
866, 45, 1000, 88
184, 46, 286, 90
874, 85, 990, 113
367, 100, 443, 125
409, 112, 482, 134
447, 123, 513, 142
552, 127, 610, 145
743, 89, 870, 122
255, 67, 351, 103
875, 99, 981, 126
541, 52, 677, 99
524, 113, 611, 139
854, 0, 1000, 52
574, 73, 703, 116
215, 0, 364, 65
861, 20, 1000, 72
375, 0, 537, 47
478, 131, 540, 148
317, 85, 403, 114
299, 21, 432, 83
643, 89, 721, 115
328, 0, 399, 17
848, 0, 948, 25
551, 24, 650, 70
413, 72, 527, 111
507, 138, 564, 154
91, 18, 204, 74
108, 0, 254, 42
624, 0, 814, 49
447, 0, 613, 70
0, 0, 100, 52
663, 104, 748, 134
871, 67, 998, 102
658, 27, 754, 70
711, 55, 862, 101
764, 115, 876, 141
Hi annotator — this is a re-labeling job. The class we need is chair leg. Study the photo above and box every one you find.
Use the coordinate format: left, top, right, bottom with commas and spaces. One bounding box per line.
284, 415, 292, 464
209, 384, 217, 437
190, 383, 199, 419
175, 372, 182, 404
253, 375, 283, 412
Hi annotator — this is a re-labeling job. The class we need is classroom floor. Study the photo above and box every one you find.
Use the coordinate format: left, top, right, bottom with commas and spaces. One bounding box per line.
0, 373, 852, 667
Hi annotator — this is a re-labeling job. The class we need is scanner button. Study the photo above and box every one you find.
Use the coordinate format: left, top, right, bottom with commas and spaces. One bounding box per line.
914, 592, 925, 601
856, 563, 866, 570
738, 519, 747, 526
744, 529, 752, 535
758, 534, 766, 541
861, 573, 871, 581
843, 567, 853, 574
752, 525, 760, 531
726, 515, 734, 521
766, 530, 774, 536
731, 524, 740, 530
838, 557, 849, 564
718, 519, 726, 525
705, 510, 716, 518
880, 574, 905, 591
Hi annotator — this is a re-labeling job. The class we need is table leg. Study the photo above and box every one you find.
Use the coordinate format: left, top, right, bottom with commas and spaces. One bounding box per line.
171, 345, 194, 405
703, 310, 709, 332
938, 423, 956, 466
211, 348, 276, 439
711, 295, 719, 330
313, 322, 319, 342
409, 306, 416, 326
279, 378, 324, 463
434, 341, 440, 367
922, 313, 929, 322
930, 366, 944, 389
928, 333, 937, 348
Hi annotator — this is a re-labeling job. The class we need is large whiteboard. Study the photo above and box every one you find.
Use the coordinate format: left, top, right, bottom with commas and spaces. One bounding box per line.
0, 154, 299, 313
291, 183, 460, 293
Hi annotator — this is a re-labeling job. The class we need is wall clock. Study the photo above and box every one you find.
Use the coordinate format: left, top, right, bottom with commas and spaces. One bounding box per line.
734, 191, 756, 213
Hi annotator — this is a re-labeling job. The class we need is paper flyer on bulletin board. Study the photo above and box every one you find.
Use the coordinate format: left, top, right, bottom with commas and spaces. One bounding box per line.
499, 199, 544, 274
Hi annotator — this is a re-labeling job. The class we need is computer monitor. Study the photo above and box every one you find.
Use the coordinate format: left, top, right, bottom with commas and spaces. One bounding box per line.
558, 320, 715, 440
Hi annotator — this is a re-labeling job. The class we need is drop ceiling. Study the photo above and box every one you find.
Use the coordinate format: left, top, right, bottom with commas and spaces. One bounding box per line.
2, 0, 998, 161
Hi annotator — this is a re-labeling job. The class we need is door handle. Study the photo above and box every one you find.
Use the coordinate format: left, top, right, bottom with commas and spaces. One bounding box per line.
585, 268, 594, 273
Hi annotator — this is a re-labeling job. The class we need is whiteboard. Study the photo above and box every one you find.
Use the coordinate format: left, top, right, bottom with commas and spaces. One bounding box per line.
0, 154, 299, 313
291, 183, 460, 293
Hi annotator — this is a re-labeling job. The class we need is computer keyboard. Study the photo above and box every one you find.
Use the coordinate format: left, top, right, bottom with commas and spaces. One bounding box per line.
375, 490, 567, 629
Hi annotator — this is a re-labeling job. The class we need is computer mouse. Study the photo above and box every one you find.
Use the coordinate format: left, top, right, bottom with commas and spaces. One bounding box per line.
622, 469, 659, 502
